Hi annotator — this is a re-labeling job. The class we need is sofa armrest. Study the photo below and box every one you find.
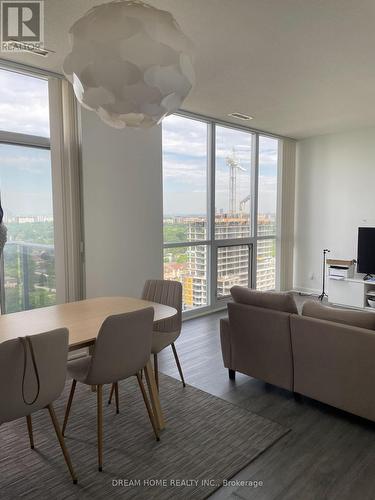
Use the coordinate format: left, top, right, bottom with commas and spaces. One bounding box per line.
291, 315, 375, 421
225, 302, 293, 390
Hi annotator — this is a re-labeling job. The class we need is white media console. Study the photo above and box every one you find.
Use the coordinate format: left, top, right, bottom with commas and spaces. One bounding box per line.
328, 276, 375, 310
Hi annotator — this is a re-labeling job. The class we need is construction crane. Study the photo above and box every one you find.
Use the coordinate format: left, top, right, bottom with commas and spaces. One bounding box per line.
239, 194, 250, 212
226, 148, 246, 214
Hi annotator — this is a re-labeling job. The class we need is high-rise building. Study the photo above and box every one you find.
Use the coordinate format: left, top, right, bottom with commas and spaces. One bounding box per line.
181, 214, 276, 309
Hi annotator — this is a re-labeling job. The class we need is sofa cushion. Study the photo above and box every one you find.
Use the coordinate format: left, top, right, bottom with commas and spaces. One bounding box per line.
302, 300, 375, 330
230, 286, 298, 314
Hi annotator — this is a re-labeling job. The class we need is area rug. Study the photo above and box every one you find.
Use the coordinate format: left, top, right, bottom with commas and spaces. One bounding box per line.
0, 374, 288, 499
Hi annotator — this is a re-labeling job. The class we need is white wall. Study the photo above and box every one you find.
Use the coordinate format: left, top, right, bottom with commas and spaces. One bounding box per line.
80, 109, 163, 298
294, 126, 375, 293
279, 139, 296, 291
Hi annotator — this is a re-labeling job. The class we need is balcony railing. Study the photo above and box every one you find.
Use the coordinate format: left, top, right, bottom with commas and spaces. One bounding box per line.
0, 241, 56, 314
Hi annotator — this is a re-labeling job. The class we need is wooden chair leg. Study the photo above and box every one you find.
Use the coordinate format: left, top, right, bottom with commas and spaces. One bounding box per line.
171, 343, 186, 387
26, 415, 34, 449
153, 353, 159, 391
144, 360, 165, 430
89, 345, 96, 392
114, 382, 119, 414
62, 379, 77, 436
47, 404, 77, 484
108, 383, 115, 405
136, 372, 160, 441
97, 384, 103, 472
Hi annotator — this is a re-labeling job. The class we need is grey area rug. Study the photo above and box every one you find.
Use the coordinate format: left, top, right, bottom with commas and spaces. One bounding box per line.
0, 374, 288, 500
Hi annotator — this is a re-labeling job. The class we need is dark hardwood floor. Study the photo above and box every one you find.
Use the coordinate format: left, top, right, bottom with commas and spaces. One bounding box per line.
158, 310, 375, 500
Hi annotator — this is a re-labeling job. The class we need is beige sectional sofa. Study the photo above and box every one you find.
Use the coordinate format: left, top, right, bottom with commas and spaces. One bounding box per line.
220, 286, 375, 422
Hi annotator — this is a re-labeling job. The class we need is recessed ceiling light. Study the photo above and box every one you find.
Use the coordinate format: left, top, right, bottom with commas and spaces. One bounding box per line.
6, 41, 54, 57
228, 112, 253, 121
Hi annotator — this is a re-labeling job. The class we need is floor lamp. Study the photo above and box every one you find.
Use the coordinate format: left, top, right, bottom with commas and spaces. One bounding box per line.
318, 249, 330, 301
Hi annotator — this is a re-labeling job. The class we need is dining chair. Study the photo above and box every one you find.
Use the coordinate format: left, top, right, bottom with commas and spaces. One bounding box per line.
143, 279, 185, 391
109, 280, 184, 404
62, 307, 159, 472
0, 328, 77, 484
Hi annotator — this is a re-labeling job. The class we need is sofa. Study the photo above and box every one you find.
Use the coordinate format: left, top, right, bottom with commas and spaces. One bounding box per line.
220, 286, 375, 422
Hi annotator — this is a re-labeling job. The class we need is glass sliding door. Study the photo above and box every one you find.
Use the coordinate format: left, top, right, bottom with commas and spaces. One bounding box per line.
0, 68, 56, 313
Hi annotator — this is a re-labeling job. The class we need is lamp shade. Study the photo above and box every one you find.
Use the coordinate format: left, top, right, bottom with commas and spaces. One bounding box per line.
63, 0, 194, 128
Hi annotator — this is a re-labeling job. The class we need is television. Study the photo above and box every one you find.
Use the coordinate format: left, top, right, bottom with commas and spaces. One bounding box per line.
357, 227, 375, 275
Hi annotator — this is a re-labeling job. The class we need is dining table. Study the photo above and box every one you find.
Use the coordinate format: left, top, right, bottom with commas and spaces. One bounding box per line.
0, 296, 178, 430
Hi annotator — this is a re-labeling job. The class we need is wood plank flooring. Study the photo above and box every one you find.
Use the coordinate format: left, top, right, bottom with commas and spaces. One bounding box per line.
158, 309, 375, 500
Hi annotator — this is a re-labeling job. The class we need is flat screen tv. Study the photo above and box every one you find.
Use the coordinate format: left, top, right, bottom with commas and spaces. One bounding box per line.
357, 227, 375, 275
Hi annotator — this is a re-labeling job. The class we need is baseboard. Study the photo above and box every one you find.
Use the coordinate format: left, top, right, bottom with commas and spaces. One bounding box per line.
183, 305, 227, 321
292, 286, 320, 296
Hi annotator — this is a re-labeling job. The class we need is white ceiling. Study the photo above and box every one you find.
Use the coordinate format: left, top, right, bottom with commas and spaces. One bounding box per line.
2, 0, 375, 139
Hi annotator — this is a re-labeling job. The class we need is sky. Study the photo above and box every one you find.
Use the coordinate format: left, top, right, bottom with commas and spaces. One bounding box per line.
0, 68, 278, 219
0, 68, 52, 217
0, 144, 53, 217
162, 114, 278, 216
0, 69, 50, 137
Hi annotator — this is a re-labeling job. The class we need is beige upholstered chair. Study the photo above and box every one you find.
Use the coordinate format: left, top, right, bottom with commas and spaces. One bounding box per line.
142, 279, 184, 390
0, 329, 77, 484
62, 308, 158, 472
108, 280, 184, 405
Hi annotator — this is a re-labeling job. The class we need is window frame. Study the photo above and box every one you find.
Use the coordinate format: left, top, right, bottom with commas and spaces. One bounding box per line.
0, 69, 54, 313
0, 62, 83, 313
163, 111, 282, 318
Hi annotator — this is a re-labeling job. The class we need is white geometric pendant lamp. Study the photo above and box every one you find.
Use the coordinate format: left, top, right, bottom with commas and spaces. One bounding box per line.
63, 0, 195, 128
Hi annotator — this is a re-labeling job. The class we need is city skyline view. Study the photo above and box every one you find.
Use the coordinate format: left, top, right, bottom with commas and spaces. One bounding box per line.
162, 114, 278, 310
0, 69, 56, 313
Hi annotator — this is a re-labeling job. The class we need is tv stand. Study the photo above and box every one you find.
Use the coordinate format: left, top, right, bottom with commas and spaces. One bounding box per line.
364, 274, 375, 281
327, 277, 375, 310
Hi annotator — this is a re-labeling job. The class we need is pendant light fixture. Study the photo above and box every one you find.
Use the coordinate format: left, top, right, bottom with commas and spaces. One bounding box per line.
63, 0, 195, 128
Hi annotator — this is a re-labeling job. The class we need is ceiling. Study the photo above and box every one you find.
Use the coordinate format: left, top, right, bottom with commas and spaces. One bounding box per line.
2, 0, 375, 139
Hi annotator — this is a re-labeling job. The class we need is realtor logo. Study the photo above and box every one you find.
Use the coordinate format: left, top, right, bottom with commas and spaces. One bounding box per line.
1, 0, 44, 52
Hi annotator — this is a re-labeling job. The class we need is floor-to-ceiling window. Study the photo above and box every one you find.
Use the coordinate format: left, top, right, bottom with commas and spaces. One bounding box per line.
162, 115, 209, 309
162, 113, 281, 313
0, 68, 56, 313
